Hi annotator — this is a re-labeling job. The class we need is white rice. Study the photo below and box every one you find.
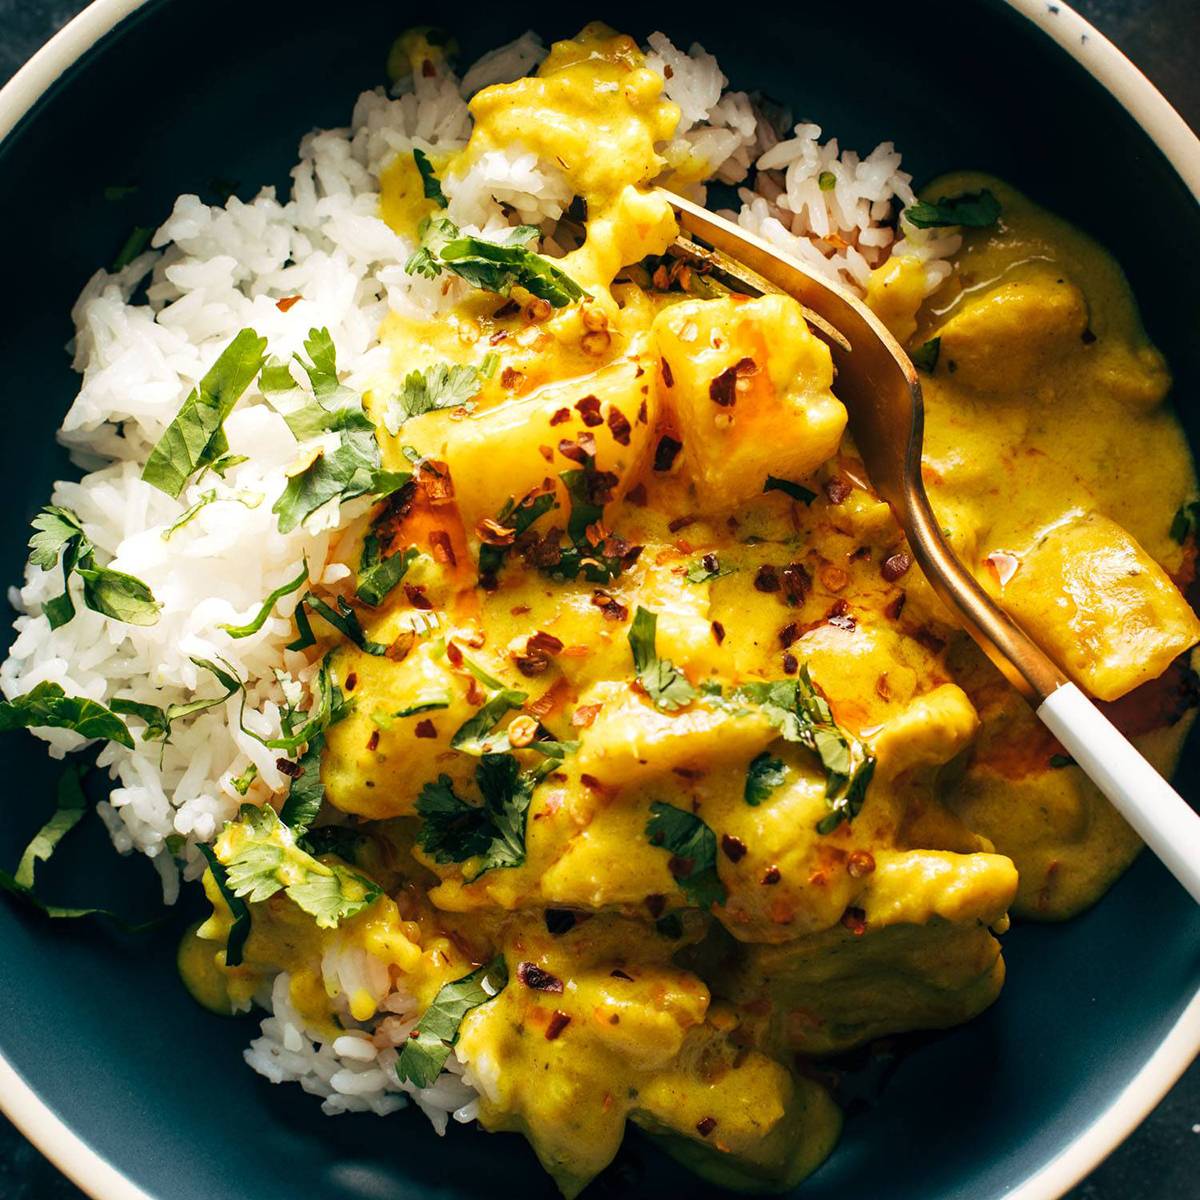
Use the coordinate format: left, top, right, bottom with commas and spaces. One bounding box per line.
0, 28, 953, 1129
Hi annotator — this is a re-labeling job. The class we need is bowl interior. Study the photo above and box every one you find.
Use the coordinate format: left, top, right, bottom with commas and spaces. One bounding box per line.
0, 2, 1197, 1198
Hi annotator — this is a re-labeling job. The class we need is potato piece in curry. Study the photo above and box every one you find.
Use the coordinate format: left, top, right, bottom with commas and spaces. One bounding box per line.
182, 24, 1200, 1198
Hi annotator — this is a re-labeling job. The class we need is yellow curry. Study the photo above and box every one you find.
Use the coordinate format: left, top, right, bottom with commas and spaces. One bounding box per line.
182, 24, 1200, 1195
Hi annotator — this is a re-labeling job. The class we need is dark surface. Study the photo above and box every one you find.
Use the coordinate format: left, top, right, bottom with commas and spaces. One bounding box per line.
0, 1, 1197, 1198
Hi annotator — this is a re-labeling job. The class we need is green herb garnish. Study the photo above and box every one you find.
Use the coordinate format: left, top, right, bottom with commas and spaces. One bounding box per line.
384, 362, 482, 434
357, 540, 420, 607
910, 337, 941, 374
142, 329, 268, 499
29, 505, 160, 629
413, 148, 448, 207
685, 554, 734, 584
111, 657, 242, 743
904, 189, 1001, 230
406, 214, 586, 307
112, 225, 152, 271
196, 843, 252, 966
645, 801, 726, 909
628, 606, 696, 713
395, 957, 507, 1087
744, 752, 788, 806
220, 560, 310, 638
417, 754, 535, 880
0, 682, 133, 747
1170, 499, 1200, 543
218, 803, 381, 929
763, 476, 817, 505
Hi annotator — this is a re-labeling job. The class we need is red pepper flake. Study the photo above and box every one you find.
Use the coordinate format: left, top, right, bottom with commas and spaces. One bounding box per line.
414, 720, 437, 739
667, 515, 697, 533
517, 961, 564, 993
636, 398, 648, 424
848, 545, 871, 562
779, 622, 800, 649
709, 357, 756, 407
591, 590, 629, 621
404, 584, 433, 610
345, 672, 358, 692
429, 530, 456, 567
571, 703, 602, 729
721, 834, 747, 862
539, 444, 554, 462
653, 435, 682, 472
510, 605, 531, 616
558, 432, 596, 464
545, 1010, 572, 1040
840, 906, 868, 936
549, 407, 571, 426
275, 295, 302, 312
660, 358, 675, 388
415, 459, 455, 504
884, 591, 907, 621
711, 620, 726, 645
580, 773, 606, 793
610, 968, 634, 981
366, 729, 380, 752
501, 366, 524, 390
761, 865, 782, 885
846, 850, 876, 879
493, 299, 520, 319
607, 405, 632, 446
488, 330, 508, 345
825, 477, 852, 504
513, 630, 564, 677
421, 58, 435, 77
625, 482, 647, 507
782, 562, 811, 606
754, 564, 781, 592
275, 757, 302, 778
465, 679, 485, 706
782, 653, 799, 675
445, 641, 464, 667
644, 893, 667, 918
696, 1116, 718, 1138
575, 395, 603, 427
881, 551, 912, 582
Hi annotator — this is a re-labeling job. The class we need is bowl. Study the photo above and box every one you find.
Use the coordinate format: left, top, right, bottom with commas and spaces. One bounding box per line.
0, 2, 1197, 1198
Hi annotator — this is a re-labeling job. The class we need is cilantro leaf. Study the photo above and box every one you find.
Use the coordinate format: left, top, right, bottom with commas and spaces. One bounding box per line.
220, 560, 310, 638
1170, 499, 1200, 544
112, 225, 152, 271
0, 683, 133, 748
645, 801, 726, 909
413, 148, 447, 207
904, 189, 1001, 230
396, 957, 507, 1088
763, 476, 817, 505
217, 803, 380, 929
406, 214, 586, 307
142, 329, 268, 498
384, 362, 481, 435
732, 666, 875, 832
292, 593, 389, 656
477, 489, 558, 585
450, 688, 529, 755
196, 843, 251, 966
356, 538, 420, 607
416, 754, 534, 881
628, 607, 696, 712
910, 337, 941, 374
744, 752, 787, 806
110, 656, 242, 743
28, 505, 160, 629
278, 736, 325, 837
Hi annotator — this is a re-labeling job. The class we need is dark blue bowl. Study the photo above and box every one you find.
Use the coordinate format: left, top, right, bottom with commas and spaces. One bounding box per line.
0, 2, 1197, 1198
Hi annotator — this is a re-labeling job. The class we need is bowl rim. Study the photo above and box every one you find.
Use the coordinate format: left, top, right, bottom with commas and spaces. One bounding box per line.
0, 2, 1197, 1199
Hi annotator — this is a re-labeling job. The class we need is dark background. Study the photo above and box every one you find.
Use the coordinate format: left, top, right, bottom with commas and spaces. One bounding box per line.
0, 0, 1196, 1197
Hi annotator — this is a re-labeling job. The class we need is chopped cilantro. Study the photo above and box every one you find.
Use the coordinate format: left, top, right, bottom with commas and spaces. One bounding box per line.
1170, 499, 1200, 543
416, 754, 535, 880
142, 329, 268, 499
413, 148, 447, 207
0, 682, 132, 748
196, 843, 251, 966
356, 540, 420, 607
628, 607, 697, 712
904, 189, 1001, 230
450, 686, 529, 755
28, 505, 160, 629
161, 489, 262, 540
221, 560, 310, 638
112, 225, 152, 271
744, 752, 788, 806
645, 801, 726, 909
478, 489, 558, 584
218, 803, 381, 929
395, 957, 507, 1088
384, 362, 482, 435
278, 736, 325, 837
763, 476, 817, 505
685, 554, 734, 584
111, 656, 242, 743
406, 214, 587, 307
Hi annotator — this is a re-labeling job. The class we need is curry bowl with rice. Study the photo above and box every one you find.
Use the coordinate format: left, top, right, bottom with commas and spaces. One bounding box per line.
0, 3, 1197, 1199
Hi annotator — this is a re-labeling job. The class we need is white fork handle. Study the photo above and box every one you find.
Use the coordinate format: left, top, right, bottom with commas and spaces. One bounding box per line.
1038, 682, 1200, 903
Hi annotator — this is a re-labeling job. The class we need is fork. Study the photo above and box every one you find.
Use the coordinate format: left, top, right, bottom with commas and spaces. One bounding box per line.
659, 187, 1200, 904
